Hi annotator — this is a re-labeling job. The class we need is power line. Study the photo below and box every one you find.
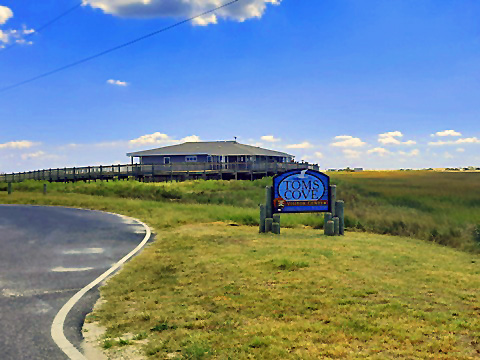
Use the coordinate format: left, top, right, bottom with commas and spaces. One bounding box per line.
0, 0, 239, 93
0, 2, 83, 55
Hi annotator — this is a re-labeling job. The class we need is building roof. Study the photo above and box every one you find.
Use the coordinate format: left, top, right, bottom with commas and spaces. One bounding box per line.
127, 141, 294, 158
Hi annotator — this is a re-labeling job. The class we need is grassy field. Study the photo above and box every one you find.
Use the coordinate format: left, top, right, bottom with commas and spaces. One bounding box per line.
2, 170, 479, 251
1, 191, 479, 359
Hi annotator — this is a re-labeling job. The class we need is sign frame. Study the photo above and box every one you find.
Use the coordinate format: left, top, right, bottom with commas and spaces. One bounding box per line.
272, 169, 330, 214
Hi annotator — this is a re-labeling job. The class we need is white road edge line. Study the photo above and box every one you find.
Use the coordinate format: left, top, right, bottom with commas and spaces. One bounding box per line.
50, 213, 152, 360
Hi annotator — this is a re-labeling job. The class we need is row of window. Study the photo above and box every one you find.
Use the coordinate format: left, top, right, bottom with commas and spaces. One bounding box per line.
163, 156, 292, 164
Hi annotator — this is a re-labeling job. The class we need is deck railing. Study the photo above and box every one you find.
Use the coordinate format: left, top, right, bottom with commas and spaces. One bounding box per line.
0, 161, 319, 183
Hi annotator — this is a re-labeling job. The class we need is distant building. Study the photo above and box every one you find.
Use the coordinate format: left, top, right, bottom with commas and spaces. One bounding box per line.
127, 140, 295, 165
354, 168, 364, 172
125, 140, 319, 181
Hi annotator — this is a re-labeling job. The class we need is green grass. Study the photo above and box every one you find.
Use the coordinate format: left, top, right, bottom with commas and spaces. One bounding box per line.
1, 172, 480, 358
1, 170, 480, 251
92, 224, 480, 359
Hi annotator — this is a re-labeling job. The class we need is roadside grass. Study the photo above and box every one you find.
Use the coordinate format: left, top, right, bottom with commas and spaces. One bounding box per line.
91, 223, 480, 359
1, 170, 480, 251
1, 188, 480, 358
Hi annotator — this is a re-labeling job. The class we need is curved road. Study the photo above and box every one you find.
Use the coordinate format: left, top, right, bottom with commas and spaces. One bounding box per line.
0, 205, 151, 360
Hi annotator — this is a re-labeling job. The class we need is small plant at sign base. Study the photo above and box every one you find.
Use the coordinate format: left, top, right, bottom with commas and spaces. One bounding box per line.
133, 331, 148, 340
118, 338, 131, 346
102, 339, 113, 349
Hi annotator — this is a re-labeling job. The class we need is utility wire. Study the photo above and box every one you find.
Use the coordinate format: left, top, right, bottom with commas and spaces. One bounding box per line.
0, 0, 239, 93
0, 2, 83, 55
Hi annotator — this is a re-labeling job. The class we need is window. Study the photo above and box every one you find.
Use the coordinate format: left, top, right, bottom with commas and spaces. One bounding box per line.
185, 156, 197, 162
207, 156, 212, 162
164, 157, 170, 165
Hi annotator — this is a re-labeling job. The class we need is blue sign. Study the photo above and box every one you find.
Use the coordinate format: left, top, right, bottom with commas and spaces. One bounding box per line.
272, 169, 330, 213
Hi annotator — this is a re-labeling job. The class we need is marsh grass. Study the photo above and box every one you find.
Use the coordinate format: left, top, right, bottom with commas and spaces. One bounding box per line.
2, 170, 479, 251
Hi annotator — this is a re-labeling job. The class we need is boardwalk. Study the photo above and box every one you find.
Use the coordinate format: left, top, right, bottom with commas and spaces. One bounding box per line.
0, 161, 319, 183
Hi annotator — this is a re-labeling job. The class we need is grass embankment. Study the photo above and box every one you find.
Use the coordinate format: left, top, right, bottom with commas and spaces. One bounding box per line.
0, 172, 479, 359
2, 171, 480, 251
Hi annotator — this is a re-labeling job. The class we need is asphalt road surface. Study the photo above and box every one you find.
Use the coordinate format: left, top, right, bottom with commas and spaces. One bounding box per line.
0, 205, 150, 360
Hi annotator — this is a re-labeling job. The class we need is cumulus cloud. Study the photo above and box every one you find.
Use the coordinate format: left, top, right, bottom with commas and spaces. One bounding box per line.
0, 140, 38, 149
0, 6, 35, 48
378, 131, 416, 146
129, 132, 172, 146
83, 0, 281, 26
107, 79, 128, 86
129, 132, 201, 147
0, 5, 13, 25
181, 135, 201, 142
286, 141, 313, 149
314, 151, 323, 159
428, 137, 480, 146
331, 135, 366, 148
342, 149, 361, 159
367, 147, 390, 156
398, 149, 420, 157
0, 26, 35, 48
261, 135, 281, 143
20, 151, 61, 161
432, 130, 462, 137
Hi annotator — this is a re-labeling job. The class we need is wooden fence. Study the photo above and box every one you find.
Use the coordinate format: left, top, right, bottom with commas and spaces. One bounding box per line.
0, 161, 319, 183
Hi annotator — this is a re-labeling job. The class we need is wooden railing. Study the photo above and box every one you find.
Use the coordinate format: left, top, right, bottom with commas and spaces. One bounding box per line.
0, 161, 319, 183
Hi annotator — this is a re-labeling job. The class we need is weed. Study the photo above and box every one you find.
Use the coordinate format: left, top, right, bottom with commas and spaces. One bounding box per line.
272, 258, 309, 271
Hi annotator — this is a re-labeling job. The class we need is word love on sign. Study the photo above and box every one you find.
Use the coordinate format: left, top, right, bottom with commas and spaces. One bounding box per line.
272, 169, 330, 213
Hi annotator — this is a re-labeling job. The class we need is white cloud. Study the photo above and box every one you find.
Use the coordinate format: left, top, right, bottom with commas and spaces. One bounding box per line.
432, 130, 462, 137
342, 149, 361, 159
456, 148, 465, 153
21, 151, 45, 160
444, 152, 454, 159
286, 141, 313, 149
181, 135, 201, 142
0, 23, 35, 47
331, 135, 366, 148
0, 140, 38, 149
0, 6, 13, 25
367, 147, 391, 156
398, 149, 420, 157
107, 79, 128, 86
129, 132, 172, 146
314, 151, 323, 159
83, 0, 281, 26
378, 131, 416, 145
260, 135, 281, 143
428, 137, 480, 146
20, 151, 61, 161
128, 132, 201, 147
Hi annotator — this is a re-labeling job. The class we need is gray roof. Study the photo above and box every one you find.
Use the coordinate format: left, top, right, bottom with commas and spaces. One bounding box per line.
127, 141, 294, 158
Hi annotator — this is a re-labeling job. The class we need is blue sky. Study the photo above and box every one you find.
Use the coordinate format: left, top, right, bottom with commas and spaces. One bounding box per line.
0, 0, 479, 172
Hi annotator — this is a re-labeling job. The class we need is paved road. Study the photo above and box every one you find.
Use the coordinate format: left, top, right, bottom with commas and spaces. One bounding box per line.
0, 205, 150, 360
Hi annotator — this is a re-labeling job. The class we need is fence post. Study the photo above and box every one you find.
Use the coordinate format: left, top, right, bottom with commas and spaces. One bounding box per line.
324, 212, 332, 231
259, 204, 266, 233
7, 182, 12, 195
333, 217, 340, 236
265, 186, 273, 218
335, 200, 345, 235
43, 183, 47, 195
329, 185, 337, 217
325, 220, 334, 236
265, 217, 273, 233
